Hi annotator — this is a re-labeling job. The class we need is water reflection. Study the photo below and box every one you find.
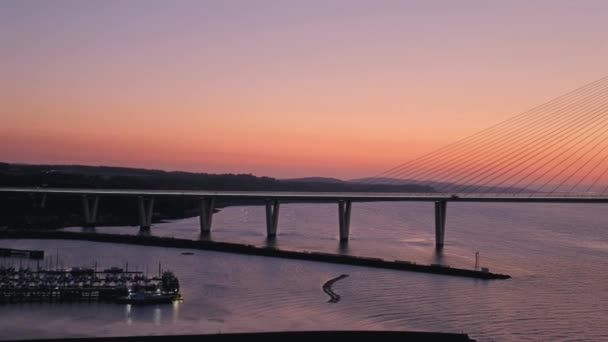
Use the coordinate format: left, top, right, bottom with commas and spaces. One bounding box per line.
153, 307, 161, 326
172, 301, 180, 323
264, 237, 278, 248
338, 241, 350, 254
432, 247, 445, 264
125, 304, 132, 325
82, 227, 96, 234
138, 228, 151, 237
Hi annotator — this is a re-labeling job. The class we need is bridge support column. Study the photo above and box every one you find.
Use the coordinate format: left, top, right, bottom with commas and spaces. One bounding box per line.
265, 199, 280, 238
81, 195, 99, 227
435, 200, 447, 248
338, 200, 352, 242
138, 196, 154, 230
29, 193, 47, 209
199, 197, 215, 234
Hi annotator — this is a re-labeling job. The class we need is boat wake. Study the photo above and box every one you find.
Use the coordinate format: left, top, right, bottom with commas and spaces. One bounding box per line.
322, 274, 349, 303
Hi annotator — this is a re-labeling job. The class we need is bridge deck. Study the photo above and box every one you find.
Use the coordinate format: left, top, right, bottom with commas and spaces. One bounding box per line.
2, 187, 608, 203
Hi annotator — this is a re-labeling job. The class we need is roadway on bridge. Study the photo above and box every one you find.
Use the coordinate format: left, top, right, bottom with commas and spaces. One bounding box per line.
1, 187, 608, 203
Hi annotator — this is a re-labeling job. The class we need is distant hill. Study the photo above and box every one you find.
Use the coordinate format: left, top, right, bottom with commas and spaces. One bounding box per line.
349, 177, 532, 193
349, 177, 405, 184
283, 177, 344, 184
0, 163, 433, 192
0, 163, 530, 193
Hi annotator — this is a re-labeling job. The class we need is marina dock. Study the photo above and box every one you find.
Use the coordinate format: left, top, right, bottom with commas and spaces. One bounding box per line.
0, 248, 44, 259
0, 266, 180, 304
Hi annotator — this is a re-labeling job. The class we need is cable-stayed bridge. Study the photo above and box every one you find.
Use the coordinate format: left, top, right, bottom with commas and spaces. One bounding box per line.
366, 75, 608, 195
3, 75, 608, 248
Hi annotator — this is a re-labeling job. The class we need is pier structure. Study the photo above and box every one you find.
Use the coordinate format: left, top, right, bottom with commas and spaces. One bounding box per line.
199, 197, 215, 234
81, 195, 99, 227
137, 196, 154, 230
265, 199, 280, 238
29, 193, 47, 209
434, 200, 447, 248
338, 200, 352, 242
4, 188, 608, 249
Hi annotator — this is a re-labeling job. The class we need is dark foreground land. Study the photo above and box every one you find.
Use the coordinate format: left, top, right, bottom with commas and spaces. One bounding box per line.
4, 331, 476, 342
0, 230, 510, 280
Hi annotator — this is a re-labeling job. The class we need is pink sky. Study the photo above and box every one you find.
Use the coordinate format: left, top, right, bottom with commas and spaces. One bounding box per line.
2, 1, 608, 178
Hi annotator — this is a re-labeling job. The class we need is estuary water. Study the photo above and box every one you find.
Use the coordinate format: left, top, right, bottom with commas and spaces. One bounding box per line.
1, 202, 607, 341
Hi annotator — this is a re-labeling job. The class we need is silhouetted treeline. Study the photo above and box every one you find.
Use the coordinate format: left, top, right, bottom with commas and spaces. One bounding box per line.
0, 163, 433, 229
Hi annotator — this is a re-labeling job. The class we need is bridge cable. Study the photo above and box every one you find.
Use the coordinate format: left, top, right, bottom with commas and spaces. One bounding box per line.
369, 77, 608, 188
364, 75, 608, 187
390, 82, 608, 191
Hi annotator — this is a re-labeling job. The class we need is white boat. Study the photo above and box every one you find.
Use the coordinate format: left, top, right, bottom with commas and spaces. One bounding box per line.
115, 290, 176, 304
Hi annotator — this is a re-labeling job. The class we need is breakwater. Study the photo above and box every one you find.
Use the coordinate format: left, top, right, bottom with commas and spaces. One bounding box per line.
0, 230, 511, 280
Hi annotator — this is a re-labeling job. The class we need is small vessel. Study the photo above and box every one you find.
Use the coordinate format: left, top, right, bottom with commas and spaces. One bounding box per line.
116, 271, 181, 305
115, 290, 175, 304
181, 252, 194, 255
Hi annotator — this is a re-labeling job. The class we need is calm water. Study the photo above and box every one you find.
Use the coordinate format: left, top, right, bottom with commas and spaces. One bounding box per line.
1, 202, 607, 341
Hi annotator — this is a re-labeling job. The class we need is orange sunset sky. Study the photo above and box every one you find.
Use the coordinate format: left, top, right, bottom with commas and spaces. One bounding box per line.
2, 1, 608, 178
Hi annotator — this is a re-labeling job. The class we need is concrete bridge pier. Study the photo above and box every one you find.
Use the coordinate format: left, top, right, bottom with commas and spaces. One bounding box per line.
40, 193, 47, 209
338, 200, 352, 242
265, 199, 280, 238
434, 200, 447, 248
81, 195, 99, 227
137, 196, 154, 230
199, 197, 215, 234
29, 193, 47, 209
